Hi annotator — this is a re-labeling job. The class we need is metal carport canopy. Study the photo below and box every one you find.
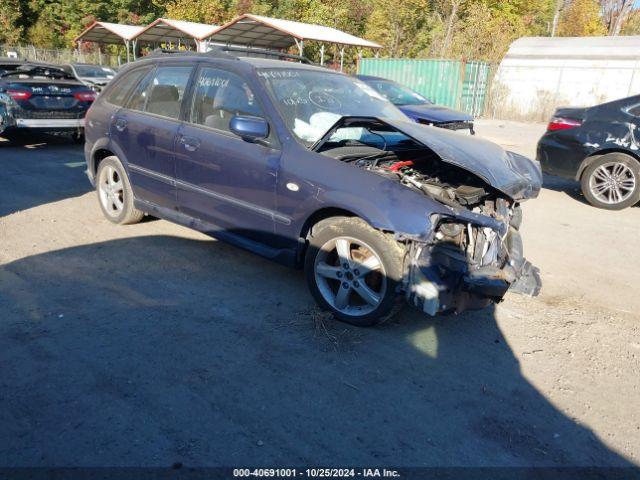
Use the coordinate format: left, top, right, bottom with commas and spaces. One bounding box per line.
133, 18, 219, 47
74, 21, 144, 45
203, 14, 382, 50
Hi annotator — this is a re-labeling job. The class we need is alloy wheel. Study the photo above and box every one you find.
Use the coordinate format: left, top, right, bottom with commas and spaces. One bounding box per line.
588, 161, 636, 205
313, 236, 386, 316
98, 165, 125, 217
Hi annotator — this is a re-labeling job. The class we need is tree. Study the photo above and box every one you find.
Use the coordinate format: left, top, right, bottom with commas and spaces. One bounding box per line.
600, 0, 634, 35
365, 0, 432, 57
621, 8, 640, 34
557, 0, 607, 36
164, 0, 231, 24
0, 0, 23, 44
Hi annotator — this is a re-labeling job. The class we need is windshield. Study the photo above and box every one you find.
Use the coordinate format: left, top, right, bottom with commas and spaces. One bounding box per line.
365, 80, 431, 106
74, 65, 115, 78
258, 68, 407, 145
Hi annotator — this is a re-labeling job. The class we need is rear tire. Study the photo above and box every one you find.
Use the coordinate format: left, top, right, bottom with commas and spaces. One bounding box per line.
96, 156, 144, 225
581, 153, 640, 210
304, 216, 405, 327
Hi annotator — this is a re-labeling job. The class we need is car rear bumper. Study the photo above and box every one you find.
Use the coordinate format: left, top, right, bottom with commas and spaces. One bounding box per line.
537, 134, 589, 179
15, 118, 85, 129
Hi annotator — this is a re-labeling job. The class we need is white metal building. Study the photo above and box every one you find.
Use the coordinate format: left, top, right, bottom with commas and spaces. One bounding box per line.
492, 36, 640, 120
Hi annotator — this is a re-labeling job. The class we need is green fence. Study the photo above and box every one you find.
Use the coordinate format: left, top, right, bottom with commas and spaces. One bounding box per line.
358, 58, 491, 117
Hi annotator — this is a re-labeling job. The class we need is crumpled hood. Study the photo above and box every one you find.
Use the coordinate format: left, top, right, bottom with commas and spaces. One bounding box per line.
383, 117, 542, 200
399, 103, 474, 123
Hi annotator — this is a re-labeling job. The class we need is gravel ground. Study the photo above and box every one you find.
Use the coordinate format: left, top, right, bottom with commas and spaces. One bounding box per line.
0, 122, 638, 467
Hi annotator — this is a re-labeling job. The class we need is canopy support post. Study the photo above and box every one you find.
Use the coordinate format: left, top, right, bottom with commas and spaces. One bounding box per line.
125, 40, 130, 62
339, 46, 345, 72
132, 39, 137, 60
293, 38, 304, 60
320, 44, 325, 65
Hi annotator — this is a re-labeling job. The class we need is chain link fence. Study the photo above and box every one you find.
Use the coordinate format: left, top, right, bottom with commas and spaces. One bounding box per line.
1, 44, 122, 67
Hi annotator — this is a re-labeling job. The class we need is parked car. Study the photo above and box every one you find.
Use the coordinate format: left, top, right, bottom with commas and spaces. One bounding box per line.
537, 95, 640, 210
0, 63, 97, 141
84, 49, 541, 326
356, 74, 475, 134
61, 63, 116, 92
0, 58, 53, 76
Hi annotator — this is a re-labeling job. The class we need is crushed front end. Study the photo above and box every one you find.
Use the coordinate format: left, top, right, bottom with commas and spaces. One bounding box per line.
406, 200, 541, 315
314, 116, 542, 316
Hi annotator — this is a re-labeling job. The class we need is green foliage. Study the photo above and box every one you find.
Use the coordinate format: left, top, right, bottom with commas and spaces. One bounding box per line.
0, 0, 23, 44
0, 0, 620, 63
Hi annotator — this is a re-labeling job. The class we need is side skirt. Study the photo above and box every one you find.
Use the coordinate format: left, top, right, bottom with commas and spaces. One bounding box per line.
133, 198, 299, 268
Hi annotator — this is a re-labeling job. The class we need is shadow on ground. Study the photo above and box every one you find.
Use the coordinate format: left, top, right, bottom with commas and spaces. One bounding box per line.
541, 174, 585, 203
0, 132, 89, 216
0, 234, 633, 467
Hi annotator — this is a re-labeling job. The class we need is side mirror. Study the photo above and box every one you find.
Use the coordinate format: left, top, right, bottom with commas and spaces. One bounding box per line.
229, 115, 269, 142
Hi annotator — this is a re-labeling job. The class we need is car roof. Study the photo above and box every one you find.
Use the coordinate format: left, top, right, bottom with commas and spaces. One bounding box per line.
123, 51, 335, 75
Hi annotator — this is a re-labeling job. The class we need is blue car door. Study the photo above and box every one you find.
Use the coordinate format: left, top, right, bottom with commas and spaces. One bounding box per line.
175, 65, 280, 242
110, 65, 193, 209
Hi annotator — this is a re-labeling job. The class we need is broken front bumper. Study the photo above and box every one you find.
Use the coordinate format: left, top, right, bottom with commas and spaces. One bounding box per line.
407, 223, 541, 316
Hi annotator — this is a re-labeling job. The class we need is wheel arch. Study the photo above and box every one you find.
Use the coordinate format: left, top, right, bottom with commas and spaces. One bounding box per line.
296, 207, 359, 265
92, 148, 115, 175
576, 148, 640, 181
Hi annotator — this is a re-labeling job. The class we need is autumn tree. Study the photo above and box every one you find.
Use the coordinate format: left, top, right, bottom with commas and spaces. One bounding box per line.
365, 0, 433, 57
600, 0, 634, 35
557, 0, 607, 36
0, 0, 23, 44
164, 0, 231, 24
621, 8, 640, 34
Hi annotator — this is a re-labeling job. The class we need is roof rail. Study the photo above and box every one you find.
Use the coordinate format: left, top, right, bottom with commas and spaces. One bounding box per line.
148, 47, 238, 60
148, 48, 194, 56
215, 46, 314, 64
145, 46, 315, 64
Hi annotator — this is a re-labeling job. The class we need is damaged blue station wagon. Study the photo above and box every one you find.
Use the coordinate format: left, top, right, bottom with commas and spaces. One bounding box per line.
84, 48, 542, 326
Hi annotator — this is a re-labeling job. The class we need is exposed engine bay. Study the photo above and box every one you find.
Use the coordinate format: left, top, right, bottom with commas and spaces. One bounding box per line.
317, 119, 542, 315
321, 143, 496, 210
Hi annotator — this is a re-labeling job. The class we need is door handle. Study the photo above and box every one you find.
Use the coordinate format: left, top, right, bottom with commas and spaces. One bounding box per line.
114, 118, 127, 132
180, 136, 200, 152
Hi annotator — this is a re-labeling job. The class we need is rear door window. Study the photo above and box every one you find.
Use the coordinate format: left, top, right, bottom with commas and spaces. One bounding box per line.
103, 67, 150, 107
189, 67, 264, 132
126, 66, 192, 120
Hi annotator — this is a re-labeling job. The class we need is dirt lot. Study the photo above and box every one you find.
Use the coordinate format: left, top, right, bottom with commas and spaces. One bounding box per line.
0, 121, 638, 467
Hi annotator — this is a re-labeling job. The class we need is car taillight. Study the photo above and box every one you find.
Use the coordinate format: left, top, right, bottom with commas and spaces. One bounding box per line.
74, 91, 97, 102
6, 89, 32, 101
547, 116, 582, 131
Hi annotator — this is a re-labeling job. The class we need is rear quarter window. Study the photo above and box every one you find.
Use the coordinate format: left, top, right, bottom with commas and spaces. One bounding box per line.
103, 67, 150, 107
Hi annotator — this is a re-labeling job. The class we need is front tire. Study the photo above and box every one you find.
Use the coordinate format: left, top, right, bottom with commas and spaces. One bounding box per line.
581, 153, 640, 210
96, 156, 144, 225
304, 217, 406, 327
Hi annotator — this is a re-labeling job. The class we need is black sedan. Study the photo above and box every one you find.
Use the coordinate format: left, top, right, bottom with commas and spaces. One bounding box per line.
537, 95, 640, 210
0, 63, 96, 142
357, 75, 475, 134
60, 63, 116, 92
